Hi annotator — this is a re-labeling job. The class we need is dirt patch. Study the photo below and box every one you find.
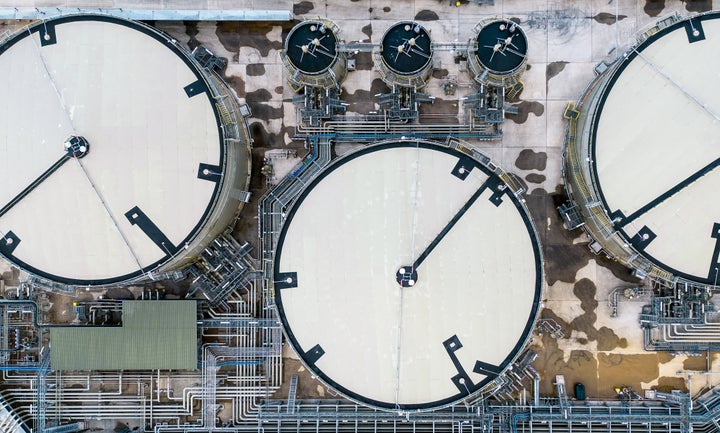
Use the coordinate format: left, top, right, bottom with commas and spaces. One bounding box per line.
643, 0, 665, 17
526, 173, 546, 184
592, 13, 627, 25
415, 10, 439, 21
598, 353, 666, 396
275, 86, 284, 94
682, 0, 712, 12
272, 358, 327, 399
515, 149, 547, 171
683, 353, 714, 371
293, 1, 314, 15
506, 101, 544, 124
383, 7, 391, 13
532, 334, 598, 396
654, 376, 689, 393
246, 63, 265, 76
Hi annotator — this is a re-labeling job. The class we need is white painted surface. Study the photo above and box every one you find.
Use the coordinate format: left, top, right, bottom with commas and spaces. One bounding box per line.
0, 19, 221, 281
277, 145, 539, 407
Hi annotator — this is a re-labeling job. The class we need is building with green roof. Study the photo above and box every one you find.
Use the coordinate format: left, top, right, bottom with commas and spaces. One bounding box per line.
50, 300, 197, 371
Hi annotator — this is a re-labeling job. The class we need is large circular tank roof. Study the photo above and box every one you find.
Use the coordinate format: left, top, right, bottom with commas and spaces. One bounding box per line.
274, 140, 542, 410
0, 15, 236, 285
380, 21, 433, 75
284, 21, 339, 74
474, 19, 527, 74
589, 12, 720, 285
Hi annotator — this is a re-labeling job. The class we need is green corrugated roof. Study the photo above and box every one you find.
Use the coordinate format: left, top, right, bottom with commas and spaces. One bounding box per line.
50, 300, 197, 371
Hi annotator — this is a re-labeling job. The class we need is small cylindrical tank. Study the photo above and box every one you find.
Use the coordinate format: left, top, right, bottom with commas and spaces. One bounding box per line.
375, 21, 434, 89
467, 18, 528, 92
281, 19, 347, 91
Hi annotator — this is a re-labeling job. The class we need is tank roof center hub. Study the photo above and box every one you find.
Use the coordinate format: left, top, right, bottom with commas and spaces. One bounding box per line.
64, 135, 90, 159
396, 266, 418, 288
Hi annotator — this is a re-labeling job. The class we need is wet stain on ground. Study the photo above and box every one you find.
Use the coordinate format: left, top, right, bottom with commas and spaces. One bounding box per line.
526, 173, 546, 184
293, 1, 314, 15
654, 376, 689, 393
246, 88, 273, 103
515, 149, 547, 171
383, 7, 391, 13
415, 10, 440, 21
525, 187, 589, 285
184, 21, 199, 50
543, 242, 591, 285
216, 22, 286, 58
644, 0, 665, 17
250, 122, 272, 147
352, 52, 374, 71
546, 61, 568, 85
544, 278, 628, 351
361, 24, 372, 39
525, 186, 641, 285
432, 68, 449, 79
275, 86, 284, 95
592, 13, 627, 25
546, 61, 568, 93
246, 89, 283, 119
222, 74, 245, 96
246, 63, 265, 76
342, 79, 388, 113
506, 101, 544, 124
682, 0, 712, 12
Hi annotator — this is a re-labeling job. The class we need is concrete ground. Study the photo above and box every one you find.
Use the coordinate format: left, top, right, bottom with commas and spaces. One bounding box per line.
2, 0, 720, 404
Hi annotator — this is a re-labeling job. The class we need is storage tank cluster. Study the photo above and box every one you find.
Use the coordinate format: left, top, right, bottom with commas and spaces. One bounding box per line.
281, 17, 529, 93
0, 14, 252, 286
